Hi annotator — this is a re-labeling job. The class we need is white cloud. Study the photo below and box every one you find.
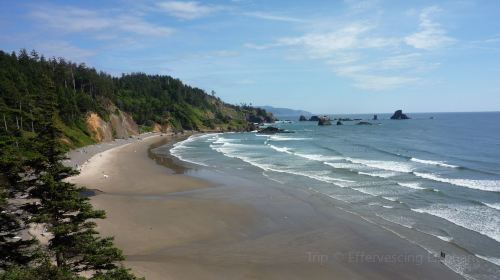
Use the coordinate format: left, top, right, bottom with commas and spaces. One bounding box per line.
30, 6, 173, 37
344, 0, 379, 13
405, 6, 455, 50
243, 42, 281, 50
115, 16, 174, 37
243, 5, 454, 90
378, 53, 422, 70
327, 53, 361, 65
157, 1, 222, 19
327, 56, 421, 90
255, 23, 398, 59
244, 21, 420, 90
30, 7, 109, 32
243, 12, 305, 23
351, 74, 420, 90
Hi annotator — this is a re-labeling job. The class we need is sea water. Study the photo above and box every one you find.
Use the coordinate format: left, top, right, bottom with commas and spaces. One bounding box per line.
159, 112, 500, 279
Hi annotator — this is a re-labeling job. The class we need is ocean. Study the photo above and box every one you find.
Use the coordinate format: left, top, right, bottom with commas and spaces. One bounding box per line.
160, 112, 500, 279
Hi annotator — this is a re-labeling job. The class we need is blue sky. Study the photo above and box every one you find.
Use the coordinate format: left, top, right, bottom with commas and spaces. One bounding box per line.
1, 0, 499, 113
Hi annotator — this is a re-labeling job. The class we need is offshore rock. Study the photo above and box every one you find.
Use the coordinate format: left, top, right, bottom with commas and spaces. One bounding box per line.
390, 110, 410, 120
318, 116, 332, 126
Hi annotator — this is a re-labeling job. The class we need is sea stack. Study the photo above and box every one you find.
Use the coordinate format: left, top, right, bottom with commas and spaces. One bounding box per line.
390, 110, 410, 120
299, 115, 307, 121
318, 116, 332, 126
257, 126, 291, 134
309, 115, 320, 121
373, 114, 378, 120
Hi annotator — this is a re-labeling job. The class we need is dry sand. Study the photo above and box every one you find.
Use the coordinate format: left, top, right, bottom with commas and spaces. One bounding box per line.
70, 134, 462, 280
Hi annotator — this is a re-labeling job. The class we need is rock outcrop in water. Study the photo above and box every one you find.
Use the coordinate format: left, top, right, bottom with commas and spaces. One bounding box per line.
318, 116, 332, 126
336, 121, 343, 125
356, 121, 372, 125
373, 114, 378, 120
390, 110, 410, 120
309, 116, 320, 121
335, 118, 353, 121
257, 126, 292, 134
299, 115, 307, 121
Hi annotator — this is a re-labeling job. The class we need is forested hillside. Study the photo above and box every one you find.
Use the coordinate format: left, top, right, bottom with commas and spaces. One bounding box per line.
0, 49, 274, 147
0, 49, 274, 279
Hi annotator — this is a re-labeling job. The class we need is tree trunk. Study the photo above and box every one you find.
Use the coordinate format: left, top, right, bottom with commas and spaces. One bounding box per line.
56, 251, 64, 267
15, 115, 19, 129
30, 109, 34, 132
3, 114, 7, 131
70, 67, 76, 91
19, 101, 23, 130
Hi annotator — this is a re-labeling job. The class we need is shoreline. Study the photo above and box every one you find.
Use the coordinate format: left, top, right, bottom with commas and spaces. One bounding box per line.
69, 133, 463, 279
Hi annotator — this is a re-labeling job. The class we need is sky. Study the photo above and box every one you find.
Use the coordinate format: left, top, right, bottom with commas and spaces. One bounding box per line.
1, 0, 499, 114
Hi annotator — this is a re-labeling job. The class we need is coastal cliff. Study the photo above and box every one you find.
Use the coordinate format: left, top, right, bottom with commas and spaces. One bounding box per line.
86, 109, 139, 142
0, 49, 273, 147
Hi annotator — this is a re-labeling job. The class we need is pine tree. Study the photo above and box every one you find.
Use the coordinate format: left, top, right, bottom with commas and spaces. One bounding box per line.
25, 75, 136, 277
0, 260, 82, 280
0, 132, 38, 269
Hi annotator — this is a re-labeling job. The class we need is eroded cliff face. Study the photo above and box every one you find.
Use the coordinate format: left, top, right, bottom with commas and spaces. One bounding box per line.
152, 123, 173, 133
86, 107, 139, 143
109, 109, 139, 138
86, 113, 113, 142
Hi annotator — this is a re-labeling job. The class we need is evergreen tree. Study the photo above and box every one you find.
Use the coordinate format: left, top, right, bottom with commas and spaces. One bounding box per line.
0, 132, 38, 269
24, 75, 135, 277
0, 260, 82, 280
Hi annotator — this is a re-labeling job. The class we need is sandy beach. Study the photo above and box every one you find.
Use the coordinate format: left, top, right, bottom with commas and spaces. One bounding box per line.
69, 134, 462, 280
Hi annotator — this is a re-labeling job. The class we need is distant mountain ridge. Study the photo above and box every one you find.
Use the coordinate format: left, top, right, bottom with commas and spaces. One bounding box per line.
258, 106, 312, 117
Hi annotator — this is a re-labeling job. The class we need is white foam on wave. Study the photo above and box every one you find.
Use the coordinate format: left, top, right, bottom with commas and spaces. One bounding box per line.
412, 204, 500, 243
211, 143, 355, 187
435, 235, 453, 242
375, 213, 415, 229
382, 196, 399, 202
414, 172, 500, 192
323, 161, 360, 169
213, 137, 239, 144
295, 153, 342, 162
410, 158, 459, 168
359, 171, 399, 178
354, 188, 379, 197
269, 135, 312, 141
266, 144, 342, 162
397, 182, 426, 190
484, 202, 500, 211
172, 155, 209, 167
268, 144, 294, 155
170, 134, 212, 167
475, 254, 500, 267
346, 158, 414, 173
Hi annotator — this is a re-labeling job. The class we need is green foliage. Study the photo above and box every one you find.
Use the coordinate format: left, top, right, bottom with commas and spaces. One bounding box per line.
0, 63, 140, 279
25, 89, 125, 273
0, 49, 274, 145
91, 267, 144, 280
55, 117, 95, 149
0, 261, 83, 280
0, 133, 39, 269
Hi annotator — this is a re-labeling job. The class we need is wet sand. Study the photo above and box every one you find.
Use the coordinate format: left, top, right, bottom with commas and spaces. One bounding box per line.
69, 134, 462, 279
